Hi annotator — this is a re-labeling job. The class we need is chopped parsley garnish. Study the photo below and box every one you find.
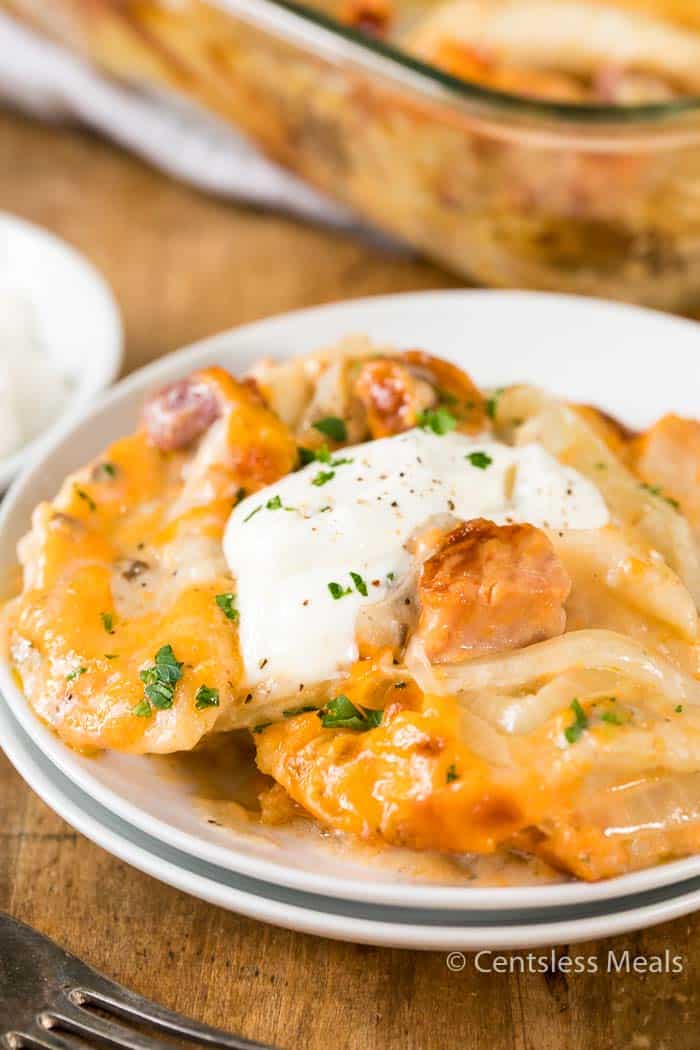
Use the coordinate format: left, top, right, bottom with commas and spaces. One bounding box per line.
600, 710, 623, 726
485, 388, 504, 421
312, 470, 335, 487
446, 763, 459, 784
316, 444, 353, 467
319, 695, 383, 731
243, 505, 262, 523
416, 407, 457, 436
676, 704, 684, 714
393, 681, 407, 690
300, 443, 354, 469
252, 722, 272, 734
151, 645, 182, 684
132, 700, 152, 718
104, 653, 119, 660
328, 581, 351, 600
329, 572, 368, 599
234, 487, 247, 506
266, 494, 297, 511
75, 486, 96, 511
139, 644, 183, 713
195, 685, 220, 710
215, 593, 239, 622
66, 666, 86, 682
386, 571, 395, 582
298, 446, 316, 466
640, 483, 680, 510
244, 497, 296, 519
564, 699, 588, 744
313, 417, 347, 442
100, 611, 115, 634
283, 704, 317, 718
141, 680, 175, 710
466, 451, 493, 470
350, 571, 368, 597
96, 461, 117, 480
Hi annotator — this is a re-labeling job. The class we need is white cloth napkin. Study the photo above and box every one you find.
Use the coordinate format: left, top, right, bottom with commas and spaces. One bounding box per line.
0, 12, 360, 228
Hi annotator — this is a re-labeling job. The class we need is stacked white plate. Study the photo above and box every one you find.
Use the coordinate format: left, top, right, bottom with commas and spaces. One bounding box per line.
3, 291, 700, 949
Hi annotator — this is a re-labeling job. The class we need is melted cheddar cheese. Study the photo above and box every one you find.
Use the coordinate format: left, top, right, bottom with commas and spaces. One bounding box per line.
4, 369, 297, 754
6, 345, 700, 885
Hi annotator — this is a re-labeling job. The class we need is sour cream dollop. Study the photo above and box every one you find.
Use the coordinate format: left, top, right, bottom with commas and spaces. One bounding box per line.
223, 429, 609, 691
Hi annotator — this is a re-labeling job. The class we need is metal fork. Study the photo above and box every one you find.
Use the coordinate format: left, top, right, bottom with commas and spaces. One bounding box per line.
0, 913, 275, 1050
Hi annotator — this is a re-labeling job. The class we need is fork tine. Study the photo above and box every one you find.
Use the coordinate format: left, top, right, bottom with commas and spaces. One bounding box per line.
0, 914, 276, 1050
42, 1009, 178, 1050
70, 988, 273, 1050
5, 1028, 76, 1050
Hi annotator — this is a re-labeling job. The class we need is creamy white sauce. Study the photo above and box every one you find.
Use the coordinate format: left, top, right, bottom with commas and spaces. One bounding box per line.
0, 290, 72, 459
223, 429, 609, 692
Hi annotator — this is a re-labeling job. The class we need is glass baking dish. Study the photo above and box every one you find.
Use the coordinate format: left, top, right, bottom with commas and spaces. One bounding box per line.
7, 0, 700, 311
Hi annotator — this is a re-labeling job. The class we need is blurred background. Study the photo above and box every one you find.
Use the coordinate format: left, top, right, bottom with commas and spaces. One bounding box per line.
3, 0, 700, 382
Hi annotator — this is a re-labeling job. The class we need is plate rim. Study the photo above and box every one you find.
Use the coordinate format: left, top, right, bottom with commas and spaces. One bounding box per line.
5, 687, 700, 950
3, 288, 700, 913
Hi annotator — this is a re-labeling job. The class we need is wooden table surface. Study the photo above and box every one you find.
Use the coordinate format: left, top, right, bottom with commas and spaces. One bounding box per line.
1, 105, 698, 1050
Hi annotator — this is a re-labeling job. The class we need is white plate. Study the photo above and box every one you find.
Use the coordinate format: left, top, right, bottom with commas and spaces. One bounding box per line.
0, 213, 123, 488
5, 687, 700, 950
2, 290, 700, 918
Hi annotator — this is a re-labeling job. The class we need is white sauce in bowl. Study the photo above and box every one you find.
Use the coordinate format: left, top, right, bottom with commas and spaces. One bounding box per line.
0, 290, 72, 460
223, 429, 609, 692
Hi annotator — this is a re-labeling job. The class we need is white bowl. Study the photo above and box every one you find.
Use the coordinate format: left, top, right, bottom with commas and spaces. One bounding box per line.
2, 290, 700, 927
0, 212, 123, 488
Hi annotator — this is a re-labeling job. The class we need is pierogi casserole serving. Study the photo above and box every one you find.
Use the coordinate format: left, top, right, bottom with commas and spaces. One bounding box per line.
5, 336, 700, 885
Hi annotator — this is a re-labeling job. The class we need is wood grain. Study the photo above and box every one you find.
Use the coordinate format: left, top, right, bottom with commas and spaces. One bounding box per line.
1, 104, 699, 1050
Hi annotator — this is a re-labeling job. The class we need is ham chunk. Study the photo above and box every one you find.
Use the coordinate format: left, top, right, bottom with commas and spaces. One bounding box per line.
416, 518, 572, 664
354, 358, 437, 438
354, 350, 485, 438
143, 371, 222, 451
